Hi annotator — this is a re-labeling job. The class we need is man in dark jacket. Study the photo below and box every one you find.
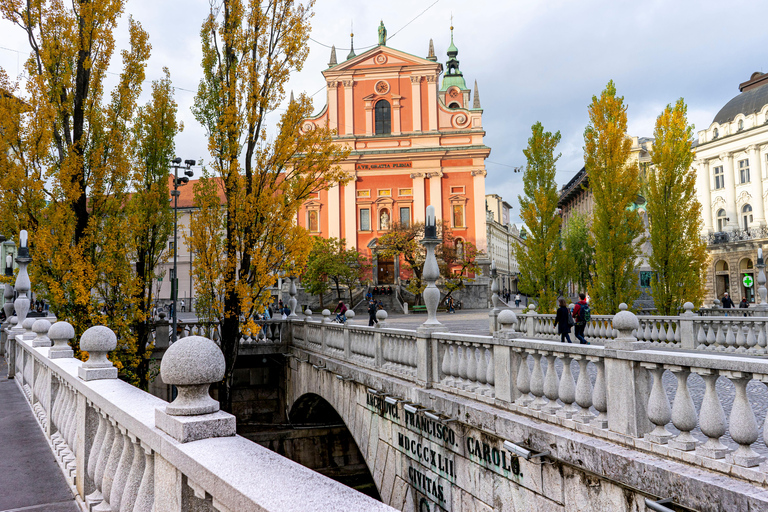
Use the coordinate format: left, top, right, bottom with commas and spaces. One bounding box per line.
571, 292, 589, 345
367, 300, 378, 326
722, 293, 734, 308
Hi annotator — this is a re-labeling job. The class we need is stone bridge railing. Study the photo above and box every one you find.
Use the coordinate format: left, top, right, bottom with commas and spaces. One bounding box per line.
290, 306, 768, 489
6, 318, 393, 512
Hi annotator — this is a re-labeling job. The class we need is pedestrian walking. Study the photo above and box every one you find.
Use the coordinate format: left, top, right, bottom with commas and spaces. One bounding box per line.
722, 293, 734, 308
514, 293, 521, 308
181, 299, 185, 312
447, 296, 455, 313
367, 300, 378, 326
553, 297, 573, 343
572, 292, 590, 345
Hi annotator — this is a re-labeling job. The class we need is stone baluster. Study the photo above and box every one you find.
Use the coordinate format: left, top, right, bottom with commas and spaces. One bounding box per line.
642, 364, 673, 444
542, 353, 561, 414
288, 276, 298, 317
514, 349, 532, 407
465, 343, 478, 391
94, 420, 121, 511
574, 356, 594, 423
119, 435, 145, 512
722, 371, 764, 467
92, 414, 114, 510
668, 366, 699, 451
557, 354, 576, 419
484, 346, 494, 394
591, 358, 608, 428
440, 342, 453, 384
694, 368, 729, 459
85, 411, 108, 509
134, 443, 155, 512
457, 344, 468, 386
529, 352, 545, 410
110, 426, 134, 510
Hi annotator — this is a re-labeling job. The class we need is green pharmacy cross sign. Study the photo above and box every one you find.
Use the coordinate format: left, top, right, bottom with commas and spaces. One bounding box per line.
744, 274, 754, 288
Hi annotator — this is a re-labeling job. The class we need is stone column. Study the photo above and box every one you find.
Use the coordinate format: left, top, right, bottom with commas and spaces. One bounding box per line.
12, 230, 31, 336
328, 183, 341, 239
493, 310, 519, 402
426, 75, 437, 131
327, 81, 338, 132
698, 159, 714, 233
722, 152, 738, 230
604, 304, 652, 437
472, 169, 488, 252
343, 80, 354, 135
428, 173, 443, 224
343, 179, 356, 249
749, 145, 766, 226
411, 173, 426, 224
410, 76, 422, 132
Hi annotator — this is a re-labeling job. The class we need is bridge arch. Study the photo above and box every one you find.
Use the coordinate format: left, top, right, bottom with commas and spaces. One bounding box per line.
288, 392, 381, 501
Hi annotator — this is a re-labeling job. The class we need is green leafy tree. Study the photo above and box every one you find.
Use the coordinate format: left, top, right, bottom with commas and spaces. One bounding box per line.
515, 122, 566, 313
584, 81, 644, 314
303, 237, 346, 309
439, 232, 481, 298
646, 99, 707, 313
562, 213, 594, 294
377, 222, 427, 301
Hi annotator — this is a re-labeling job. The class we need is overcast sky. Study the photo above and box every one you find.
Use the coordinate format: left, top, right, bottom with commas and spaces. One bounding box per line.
2, 0, 768, 222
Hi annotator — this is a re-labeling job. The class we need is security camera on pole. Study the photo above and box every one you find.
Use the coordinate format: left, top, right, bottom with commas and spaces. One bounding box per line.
169, 158, 196, 344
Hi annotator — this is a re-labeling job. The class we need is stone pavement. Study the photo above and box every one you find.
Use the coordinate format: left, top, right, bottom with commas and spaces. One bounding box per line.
0, 357, 79, 512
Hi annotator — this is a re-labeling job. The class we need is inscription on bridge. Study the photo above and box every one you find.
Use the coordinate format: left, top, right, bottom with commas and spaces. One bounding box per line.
365, 389, 525, 511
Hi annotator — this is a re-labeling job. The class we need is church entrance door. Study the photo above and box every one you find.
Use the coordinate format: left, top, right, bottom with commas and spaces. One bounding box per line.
377, 258, 394, 284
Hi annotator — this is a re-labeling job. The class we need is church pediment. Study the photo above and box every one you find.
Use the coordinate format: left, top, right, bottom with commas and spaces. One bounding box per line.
326, 46, 440, 74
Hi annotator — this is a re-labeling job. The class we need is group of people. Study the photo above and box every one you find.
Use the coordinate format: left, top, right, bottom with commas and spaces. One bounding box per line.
721, 292, 751, 316
367, 299, 385, 326
367, 286, 392, 300
553, 292, 591, 345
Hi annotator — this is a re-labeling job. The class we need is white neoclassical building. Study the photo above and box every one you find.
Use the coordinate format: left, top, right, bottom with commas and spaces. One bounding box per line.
696, 71, 768, 304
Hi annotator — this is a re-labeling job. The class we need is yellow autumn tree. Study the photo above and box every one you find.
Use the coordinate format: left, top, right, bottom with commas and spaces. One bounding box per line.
190, 0, 349, 411
584, 81, 644, 314
646, 99, 707, 313
0, 4, 182, 387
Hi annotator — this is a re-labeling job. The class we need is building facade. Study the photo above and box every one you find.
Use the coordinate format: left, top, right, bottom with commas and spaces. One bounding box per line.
484, 194, 522, 294
296, 25, 490, 284
695, 71, 768, 304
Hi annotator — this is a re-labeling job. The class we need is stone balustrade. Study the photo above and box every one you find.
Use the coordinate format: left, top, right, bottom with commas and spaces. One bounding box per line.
8, 319, 393, 512
290, 306, 768, 487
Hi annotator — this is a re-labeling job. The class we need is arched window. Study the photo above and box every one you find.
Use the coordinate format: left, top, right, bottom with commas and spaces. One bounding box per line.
713, 127, 719, 139
743, 204, 753, 230
374, 100, 391, 135
717, 209, 727, 231
448, 102, 460, 109
738, 119, 744, 131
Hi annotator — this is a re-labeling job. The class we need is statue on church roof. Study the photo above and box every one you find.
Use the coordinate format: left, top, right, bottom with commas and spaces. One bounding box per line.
378, 21, 387, 46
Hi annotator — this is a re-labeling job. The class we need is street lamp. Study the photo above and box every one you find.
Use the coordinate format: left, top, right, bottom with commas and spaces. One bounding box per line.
170, 157, 196, 343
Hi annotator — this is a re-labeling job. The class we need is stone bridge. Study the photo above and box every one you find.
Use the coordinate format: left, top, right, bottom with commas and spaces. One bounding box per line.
284, 308, 768, 512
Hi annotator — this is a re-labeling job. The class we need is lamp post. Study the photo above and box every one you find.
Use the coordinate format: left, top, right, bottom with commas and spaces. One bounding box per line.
419, 205, 446, 331
170, 158, 196, 343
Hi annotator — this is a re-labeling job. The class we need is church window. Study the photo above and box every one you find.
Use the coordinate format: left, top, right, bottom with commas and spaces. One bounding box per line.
713, 166, 724, 189
452, 205, 465, 228
448, 102, 460, 109
359, 209, 370, 231
308, 210, 319, 232
399, 207, 411, 227
375, 100, 391, 135
716, 209, 727, 232
743, 204, 753, 230
739, 159, 750, 183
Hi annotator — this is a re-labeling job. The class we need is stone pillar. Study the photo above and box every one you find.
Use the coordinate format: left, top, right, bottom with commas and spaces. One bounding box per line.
288, 276, 298, 317
526, 305, 537, 338
410, 76, 422, 132
428, 173, 443, 225
343, 180, 356, 249
426, 75, 437, 131
472, 169, 488, 252
327, 81, 338, 132
328, 183, 340, 239
489, 261, 500, 334
698, 159, 714, 233
493, 310, 519, 402
604, 304, 652, 437
343, 80, 354, 135
749, 145, 766, 226
155, 336, 236, 443
722, 152, 738, 230
679, 302, 696, 350
412, 173, 426, 224
419, 206, 446, 332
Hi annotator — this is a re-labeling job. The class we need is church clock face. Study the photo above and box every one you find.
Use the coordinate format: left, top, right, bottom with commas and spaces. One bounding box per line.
375, 80, 390, 94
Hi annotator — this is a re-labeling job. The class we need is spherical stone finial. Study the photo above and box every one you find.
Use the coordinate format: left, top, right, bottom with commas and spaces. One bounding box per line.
161, 336, 225, 416
498, 309, 518, 332
683, 302, 695, 316
80, 326, 117, 368
21, 317, 35, 339
31, 319, 51, 347
322, 309, 331, 323
376, 309, 388, 321
346, 310, 356, 321
527, 304, 536, 313
48, 321, 75, 359
612, 302, 639, 340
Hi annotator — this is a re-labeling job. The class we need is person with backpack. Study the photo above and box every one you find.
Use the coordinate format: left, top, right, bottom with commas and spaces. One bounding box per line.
553, 297, 573, 343
572, 292, 590, 345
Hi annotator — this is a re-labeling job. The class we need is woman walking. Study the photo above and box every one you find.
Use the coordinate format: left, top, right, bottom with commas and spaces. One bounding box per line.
553, 297, 573, 343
